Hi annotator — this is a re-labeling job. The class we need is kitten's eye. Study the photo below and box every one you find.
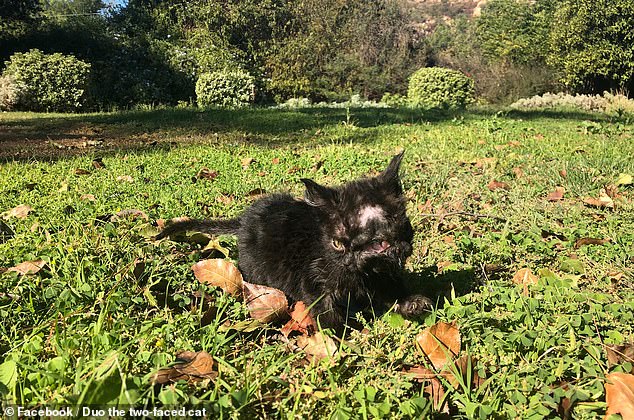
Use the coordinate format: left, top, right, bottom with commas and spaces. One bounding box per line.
331, 239, 345, 251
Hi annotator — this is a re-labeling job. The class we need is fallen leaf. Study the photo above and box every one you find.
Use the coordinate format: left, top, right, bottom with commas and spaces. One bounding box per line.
196, 168, 218, 181
152, 351, 217, 384
512, 167, 524, 179
192, 259, 243, 296
487, 180, 510, 191
216, 194, 235, 206
247, 188, 267, 199
58, 182, 69, 192
512, 268, 539, 295
606, 344, 634, 373
616, 173, 633, 186
574, 237, 609, 249
281, 301, 318, 338
271, 157, 280, 165
605, 185, 623, 200
559, 169, 568, 178
8, 259, 46, 275
92, 158, 106, 169
2, 205, 33, 220
547, 187, 565, 202
583, 189, 614, 208
242, 281, 289, 323
287, 166, 301, 174
116, 175, 134, 183
605, 372, 634, 419
296, 332, 338, 361
80, 194, 96, 202
241, 157, 255, 169
416, 321, 461, 370
113, 209, 149, 221
74, 168, 91, 176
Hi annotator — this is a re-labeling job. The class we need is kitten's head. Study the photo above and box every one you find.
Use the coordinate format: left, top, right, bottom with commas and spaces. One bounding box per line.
301, 151, 413, 275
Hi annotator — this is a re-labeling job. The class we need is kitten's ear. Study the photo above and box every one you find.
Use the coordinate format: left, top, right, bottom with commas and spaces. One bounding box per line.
301, 178, 338, 207
379, 150, 405, 192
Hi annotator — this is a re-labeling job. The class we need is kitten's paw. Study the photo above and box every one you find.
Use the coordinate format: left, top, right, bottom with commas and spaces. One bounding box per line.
395, 295, 434, 317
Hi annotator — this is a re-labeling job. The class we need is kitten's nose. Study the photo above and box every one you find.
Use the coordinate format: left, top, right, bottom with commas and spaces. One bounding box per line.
370, 240, 390, 253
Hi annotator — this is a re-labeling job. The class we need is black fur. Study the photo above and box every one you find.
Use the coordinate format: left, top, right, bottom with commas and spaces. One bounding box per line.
157, 152, 432, 331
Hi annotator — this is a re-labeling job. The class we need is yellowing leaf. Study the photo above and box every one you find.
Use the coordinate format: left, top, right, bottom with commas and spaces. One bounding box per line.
241, 157, 255, 169
605, 372, 634, 419
583, 189, 614, 208
416, 321, 461, 370
116, 175, 134, 183
616, 173, 633, 186
192, 259, 243, 296
242, 281, 289, 323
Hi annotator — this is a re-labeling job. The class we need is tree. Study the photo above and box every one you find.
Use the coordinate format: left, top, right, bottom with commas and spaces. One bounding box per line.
548, 0, 634, 93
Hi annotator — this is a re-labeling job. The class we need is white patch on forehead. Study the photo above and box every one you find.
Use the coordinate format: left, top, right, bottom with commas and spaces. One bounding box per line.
358, 205, 385, 227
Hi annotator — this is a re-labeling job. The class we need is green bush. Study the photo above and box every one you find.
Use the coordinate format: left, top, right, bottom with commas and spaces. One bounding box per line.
195, 70, 255, 108
2, 49, 91, 112
407, 67, 475, 109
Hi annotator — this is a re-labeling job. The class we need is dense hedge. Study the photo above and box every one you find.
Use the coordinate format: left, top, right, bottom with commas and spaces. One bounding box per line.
195, 70, 255, 108
408, 67, 475, 109
2, 49, 91, 112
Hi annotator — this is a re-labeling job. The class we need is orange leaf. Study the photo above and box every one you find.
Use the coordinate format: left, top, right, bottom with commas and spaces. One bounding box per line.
605, 372, 634, 419
8, 259, 46, 275
281, 301, 318, 337
416, 321, 461, 370
574, 237, 609, 249
196, 168, 218, 181
192, 259, 243, 296
512, 268, 539, 295
242, 281, 289, 323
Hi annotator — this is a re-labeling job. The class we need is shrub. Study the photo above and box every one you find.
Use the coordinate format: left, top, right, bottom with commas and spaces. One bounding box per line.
407, 67, 475, 109
380, 92, 408, 107
3, 49, 91, 112
195, 70, 255, 108
0, 75, 23, 111
510, 91, 634, 115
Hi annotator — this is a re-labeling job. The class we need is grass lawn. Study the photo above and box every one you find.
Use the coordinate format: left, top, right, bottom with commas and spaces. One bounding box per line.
1, 107, 633, 418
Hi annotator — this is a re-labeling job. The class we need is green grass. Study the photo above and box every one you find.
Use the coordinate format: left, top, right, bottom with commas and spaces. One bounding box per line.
1, 107, 633, 418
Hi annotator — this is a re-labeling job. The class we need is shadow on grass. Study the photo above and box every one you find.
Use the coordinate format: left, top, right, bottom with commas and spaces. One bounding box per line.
405, 265, 480, 307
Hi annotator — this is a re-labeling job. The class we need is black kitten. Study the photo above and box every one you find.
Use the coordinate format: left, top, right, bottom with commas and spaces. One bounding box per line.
156, 151, 432, 331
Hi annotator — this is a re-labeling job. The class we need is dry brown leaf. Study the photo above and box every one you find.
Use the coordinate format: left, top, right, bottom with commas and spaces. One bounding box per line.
297, 332, 337, 361
113, 209, 149, 221
547, 187, 565, 202
487, 180, 510, 191
196, 168, 218, 181
606, 344, 634, 373
512, 167, 524, 179
8, 259, 46, 275
605, 372, 634, 419
216, 194, 235, 206
92, 158, 106, 169
281, 301, 318, 338
512, 268, 539, 296
247, 188, 267, 200
74, 168, 91, 175
574, 237, 609, 249
152, 351, 217, 385
116, 175, 134, 183
192, 259, 243, 296
583, 189, 614, 208
241, 157, 255, 169
242, 281, 289, 323
271, 157, 280, 165
80, 194, 96, 202
416, 321, 461, 370
3, 204, 33, 220
559, 169, 568, 178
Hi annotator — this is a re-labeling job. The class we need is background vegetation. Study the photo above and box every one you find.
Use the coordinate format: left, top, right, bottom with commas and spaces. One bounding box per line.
2, 0, 633, 111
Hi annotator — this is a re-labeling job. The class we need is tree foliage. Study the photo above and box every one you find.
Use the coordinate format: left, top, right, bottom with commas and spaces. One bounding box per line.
548, 0, 634, 93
